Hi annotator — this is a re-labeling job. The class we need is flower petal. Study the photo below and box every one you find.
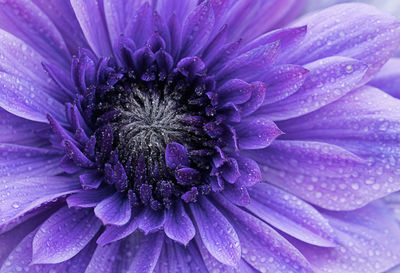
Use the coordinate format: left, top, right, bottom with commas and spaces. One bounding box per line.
288, 3, 400, 83
164, 201, 195, 245
32, 207, 101, 264
1, 227, 96, 273
235, 117, 282, 150
257, 56, 367, 121
190, 197, 241, 267
70, 0, 112, 57
0, 0, 70, 67
0, 72, 66, 123
274, 86, 400, 209
0, 109, 49, 146
128, 232, 164, 273
262, 64, 309, 105
66, 187, 114, 208
214, 194, 313, 273
370, 57, 400, 98
155, 239, 208, 273
0, 144, 62, 178
247, 183, 336, 247
85, 241, 121, 273
180, 1, 215, 57
94, 192, 131, 226
0, 176, 81, 225
292, 202, 400, 273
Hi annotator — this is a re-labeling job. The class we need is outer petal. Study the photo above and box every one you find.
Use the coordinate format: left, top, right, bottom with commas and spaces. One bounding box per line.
269, 86, 400, 210
190, 197, 241, 267
256, 56, 367, 121
0, 109, 49, 146
164, 201, 195, 245
85, 241, 121, 273
247, 183, 336, 247
1, 228, 96, 273
0, 176, 81, 224
71, 0, 113, 57
214, 194, 313, 273
370, 58, 400, 98
155, 239, 208, 273
0, 0, 70, 67
291, 202, 400, 273
235, 117, 282, 150
0, 144, 62, 178
0, 71, 66, 123
0, 30, 69, 103
32, 0, 89, 55
287, 3, 400, 83
128, 232, 164, 273
225, 0, 305, 43
0, 209, 52, 266
32, 207, 101, 264
94, 192, 131, 226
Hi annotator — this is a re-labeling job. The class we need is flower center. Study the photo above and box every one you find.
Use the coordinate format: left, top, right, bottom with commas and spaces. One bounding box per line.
88, 68, 217, 209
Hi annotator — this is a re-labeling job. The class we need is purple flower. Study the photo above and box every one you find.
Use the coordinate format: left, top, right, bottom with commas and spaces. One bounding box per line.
1, 1, 400, 272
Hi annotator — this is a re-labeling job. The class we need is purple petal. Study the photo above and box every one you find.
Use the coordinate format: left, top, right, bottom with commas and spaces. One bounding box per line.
214, 194, 313, 272
293, 202, 400, 273
79, 172, 103, 189
262, 64, 309, 105
370, 58, 400, 99
0, 109, 49, 146
0, 144, 62, 178
194, 235, 237, 273
0, 72, 66, 123
70, 0, 112, 57
180, 1, 215, 57
85, 241, 121, 273
235, 155, 262, 187
220, 158, 240, 184
239, 81, 266, 117
288, 3, 400, 83
222, 180, 251, 206
165, 142, 190, 169
275, 86, 400, 209
32, 0, 89, 55
190, 197, 241, 267
125, 2, 154, 47
103, 0, 135, 43
156, 0, 197, 23
0, 0, 70, 67
97, 210, 141, 246
0, 209, 52, 266
94, 192, 131, 226
225, 0, 306, 43
32, 207, 101, 264
155, 239, 208, 273
216, 41, 280, 82
235, 117, 282, 150
0, 176, 81, 225
128, 232, 164, 273
138, 207, 166, 234
240, 26, 307, 62
0, 30, 70, 103
64, 140, 95, 168
217, 79, 252, 105
257, 56, 367, 121
1, 227, 96, 273
175, 167, 201, 185
66, 187, 114, 208
247, 183, 336, 247
164, 201, 195, 245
